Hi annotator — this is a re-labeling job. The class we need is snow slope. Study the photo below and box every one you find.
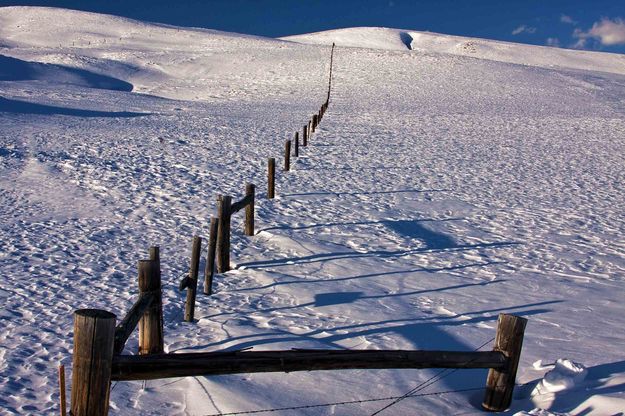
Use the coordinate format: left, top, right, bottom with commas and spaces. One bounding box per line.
283, 27, 625, 75
1, 6, 625, 416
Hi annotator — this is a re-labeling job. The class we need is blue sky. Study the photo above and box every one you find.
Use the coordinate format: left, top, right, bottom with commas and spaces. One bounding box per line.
3, 0, 625, 53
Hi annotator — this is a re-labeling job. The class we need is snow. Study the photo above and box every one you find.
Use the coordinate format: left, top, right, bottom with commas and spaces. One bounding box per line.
1, 6, 625, 416
283, 27, 625, 75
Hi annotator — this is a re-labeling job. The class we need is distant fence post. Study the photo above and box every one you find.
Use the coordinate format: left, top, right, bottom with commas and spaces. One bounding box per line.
71, 309, 116, 416
184, 236, 202, 322
267, 158, 275, 199
216, 195, 232, 273
302, 125, 308, 147
284, 140, 291, 171
307, 120, 312, 140
483, 314, 528, 412
138, 259, 163, 354
312, 114, 318, 132
245, 183, 255, 236
204, 217, 218, 295
294, 132, 299, 157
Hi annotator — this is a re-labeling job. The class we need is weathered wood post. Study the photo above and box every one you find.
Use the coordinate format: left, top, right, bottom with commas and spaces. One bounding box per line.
302, 125, 308, 146
204, 217, 218, 295
267, 158, 275, 199
307, 120, 312, 139
138, 259, 163, 353
149, 246, 159, 263
483, 314, 528, 412
284, 140, 291, 171
245, 183, 255, 236
184, 236, 202, 322
59, 364, 67, 416
294, 132, 299, 157
216, 195, 232, 273
312, 114, 318, 132
71, 309, 116, 416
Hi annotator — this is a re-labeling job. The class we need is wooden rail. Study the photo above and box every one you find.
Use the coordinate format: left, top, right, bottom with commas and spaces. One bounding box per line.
70, 311, 527, 414
111, 349, 507, 381
113, 292, 155, 354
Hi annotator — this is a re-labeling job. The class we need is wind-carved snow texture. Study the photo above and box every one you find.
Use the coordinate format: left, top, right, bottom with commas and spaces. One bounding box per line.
1, 6, 625, 416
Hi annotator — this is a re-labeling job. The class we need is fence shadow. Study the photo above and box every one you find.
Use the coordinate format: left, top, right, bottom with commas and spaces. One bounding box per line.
190, 301, 560, 355
238, 241, 518, 269
281, 189, 449, 198
233, 261, 507, 292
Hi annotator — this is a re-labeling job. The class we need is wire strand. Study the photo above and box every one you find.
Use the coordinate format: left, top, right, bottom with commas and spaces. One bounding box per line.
368, 336, 495, 416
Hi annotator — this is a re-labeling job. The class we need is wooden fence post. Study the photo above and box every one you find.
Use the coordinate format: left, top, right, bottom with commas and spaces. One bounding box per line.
302, 125, 308, 147
204, 217, 218, 295
294, 132, 299, 157
138, 259, 163, 353
312, 114, 318, 132
245, 183, 255, 236
216, 195, 232, 273
267, 158, 275, 199
71, 309, 116, 416
284, 140, 291, 171
307, 120, 312, 139
483, 314, 528, 412
149, 246, 159, 263
59, 364, 67, 416
184, 236, 202, 322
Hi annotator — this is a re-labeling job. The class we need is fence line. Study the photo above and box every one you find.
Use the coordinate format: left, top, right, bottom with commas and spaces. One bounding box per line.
63, 42, 530, 415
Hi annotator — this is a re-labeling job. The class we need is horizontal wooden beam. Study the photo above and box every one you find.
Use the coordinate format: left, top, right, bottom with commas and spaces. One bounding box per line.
111, 349, 507, 381
231, 194, 253, 214
113, 293, 155, 355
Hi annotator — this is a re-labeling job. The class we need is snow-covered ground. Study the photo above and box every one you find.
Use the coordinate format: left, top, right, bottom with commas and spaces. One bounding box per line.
1, 6, 624, 415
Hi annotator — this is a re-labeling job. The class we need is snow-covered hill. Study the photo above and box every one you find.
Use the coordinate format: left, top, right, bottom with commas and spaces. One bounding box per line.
1, 6, 625, 416
283, 26, 625, 75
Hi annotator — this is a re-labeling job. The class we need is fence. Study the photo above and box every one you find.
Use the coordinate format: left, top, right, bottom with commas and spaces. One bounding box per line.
63, 42, 530, 415
70, 284, 526, 415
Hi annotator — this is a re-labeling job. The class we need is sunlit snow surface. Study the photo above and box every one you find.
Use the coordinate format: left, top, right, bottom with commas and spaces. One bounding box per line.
1, 6, 625, 416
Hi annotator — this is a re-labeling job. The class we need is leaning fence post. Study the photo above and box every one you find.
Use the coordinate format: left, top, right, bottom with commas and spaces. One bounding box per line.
284, 140, 291, 171
184, 236, 202, 322
138, 259, 163, 353
216, 195, 232, 273
483, 314, 528, 412
71, 309, 116, 416
204, 217, 218, 295
267, 158, 275, 199
302, 125, 308, 147
294, 132, 299, 157
245, 183, 255, 236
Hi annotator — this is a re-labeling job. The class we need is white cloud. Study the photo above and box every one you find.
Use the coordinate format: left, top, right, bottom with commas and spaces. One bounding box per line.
560, 15, 577, 25
573, 17, 625, 46
512, 25, 537, 36
546, 37, 561, 47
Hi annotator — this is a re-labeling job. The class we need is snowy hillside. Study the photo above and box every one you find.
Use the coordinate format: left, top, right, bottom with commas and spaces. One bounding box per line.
283, 27, 625, 75
1, 6, 625, 416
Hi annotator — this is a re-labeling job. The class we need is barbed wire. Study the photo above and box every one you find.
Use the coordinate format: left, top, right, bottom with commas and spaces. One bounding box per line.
368, 336, 495, 415
202, 386, 488, 416
202, 336, 507, 416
